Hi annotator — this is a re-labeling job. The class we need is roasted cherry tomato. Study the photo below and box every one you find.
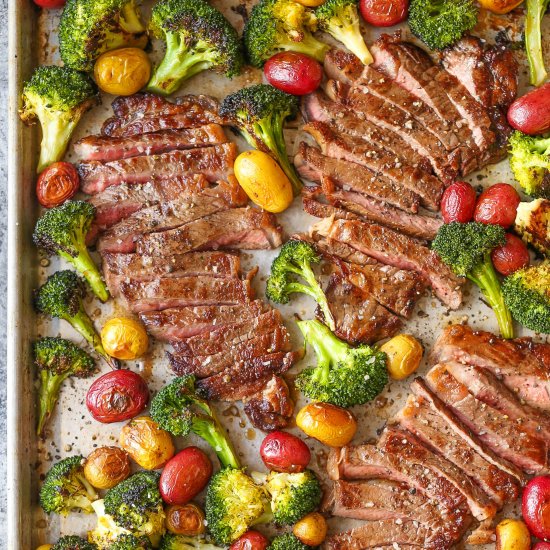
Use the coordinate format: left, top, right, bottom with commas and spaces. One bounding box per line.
440, 181, 477, 224
36, 162, 79, 208
491, 233, 530, 276
160, 447, 213, 505
296, 402, 357, 447
522, 475, 550, 540
86, 370, 149, 423
33, 0, 66, 7
474, 184, 521, 228
229, 530, 270, 550
508, 82, 550, 135
260, 430, 311, 473
264, 52, 323, 96
94, 48, 151, 96
101, 317, 149, 360
165, 503, 206, 536
359, 0, 409, 26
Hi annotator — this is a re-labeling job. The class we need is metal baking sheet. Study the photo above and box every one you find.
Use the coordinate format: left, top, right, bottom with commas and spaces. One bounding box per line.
7, 1, 549, 547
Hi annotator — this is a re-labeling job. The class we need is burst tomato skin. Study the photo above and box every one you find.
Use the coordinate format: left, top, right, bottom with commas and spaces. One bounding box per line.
359, 0, 409, 27
229, 531, 270, 550
474, 183, 521, 228
260, 430, 311, 473
160, 447, 213, 505
522, 475, 550, 541
33, 0, 66, 7
440, 181, 477, 223
264, 52, 323, 96
491, 233, 530, 276
36, 162, 79, 208
86, 370, 149, 423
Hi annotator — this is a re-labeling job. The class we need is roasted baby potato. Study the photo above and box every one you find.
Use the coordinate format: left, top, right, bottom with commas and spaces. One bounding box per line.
380, 334, 423, 380
101, 317, 149, 360
296, 402, 357, 447
84, 446, 131, 490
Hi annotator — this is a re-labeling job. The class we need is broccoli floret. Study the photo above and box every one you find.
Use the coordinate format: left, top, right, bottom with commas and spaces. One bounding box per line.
266, 240, 334, 330
34, 337, 96, 436
150, 375, 240, 469
20, 66, 98, 173
503, 262, 550, 334
35, 271, 119, 369
33, 201, 109, 302
146, 0, 244, 96
509, 131, 550, 199
408, 0, 478, 50
89, 499, 133, 549
52, 536, 98, 550
103, 471, 165, 545
205, 468, 271, 545
515, 199, 549, 257
109, 534, 154, 549
433, 222, 513, 338
40, 455, 98, 515
316, 0, 372, 64
525, 0, 550, 86
295, 319, 388, 407
244, 0, 329, 68
268, 533, 311, 550
160, 534, 224, 549
220, 85, 302, 195
59, 0, 147, 72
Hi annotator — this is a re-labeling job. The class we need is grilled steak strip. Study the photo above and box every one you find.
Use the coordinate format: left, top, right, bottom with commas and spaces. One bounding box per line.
136, 208, 283, 256
79, 143, 237, 194
295, 143, 420, 213
311, 217, 463, 309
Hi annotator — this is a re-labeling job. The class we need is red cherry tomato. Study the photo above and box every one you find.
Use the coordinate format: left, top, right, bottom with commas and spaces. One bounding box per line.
508, 82, 550, 135
440, 181, 477, 223
33, 0, 66, 7
260, 430, 311, 473
264, 52, 323, 96
160, 447, 213, 505
86, 370, 149, 423
523, 475, 550, 540
36, 162, 79, 208
491, 233, 530, 276
230, 530, 270, 550
359, 0, 409, 27
474, 183, 521, 228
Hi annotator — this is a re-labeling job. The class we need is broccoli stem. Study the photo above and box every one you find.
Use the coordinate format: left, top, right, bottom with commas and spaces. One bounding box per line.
525, 0, 550, 86
60, 250, 109, 302
37, 370, 67, 436
468, 256, 514, 339
327, 23, 373, 65
193, 417, 240, 469
278, 35, 329, 63
37, 115, 78, 174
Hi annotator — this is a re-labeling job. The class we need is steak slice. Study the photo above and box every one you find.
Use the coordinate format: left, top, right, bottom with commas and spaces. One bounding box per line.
312, 217, 463, 309
303, 121, 444, 210
396, 393, 520, 508
139, 301, 270, 341
426, 364, 549, 474
119, 275, 254, 313
321, 273, 402, 344
430, 324, 550, 411
79, 143, 237, 194
136, 208, 283, 256
110, 93, 220, 118
74, 125, 228, 162
295, 143, 420, 213
102, 251, 241, 296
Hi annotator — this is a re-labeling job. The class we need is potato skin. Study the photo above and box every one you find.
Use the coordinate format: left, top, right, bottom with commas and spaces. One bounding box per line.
84, 446, 130, 490
296, 402, 357, 447
508, 83, 550, 135
94, 48, 151, 96
495, 518, 531, 550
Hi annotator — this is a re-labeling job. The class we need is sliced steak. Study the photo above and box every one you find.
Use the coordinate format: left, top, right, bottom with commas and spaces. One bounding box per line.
136, 208, 283, 256
79, 143, 237, 194
110, 93, 220, 118
302, 189, 360, 222
118, 275, 254, 313
396, 393, 520, 508
295, 143, 420, 213
303, 121, 444, 210
311, 217, 463, 309
102, 251, 241, 295
430, 324, 550, 411
425, 364, 549, 474
321, 273, 402, 344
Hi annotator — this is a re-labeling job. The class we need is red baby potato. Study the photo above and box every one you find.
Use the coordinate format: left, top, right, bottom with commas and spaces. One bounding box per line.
260, 430, 311, 473
522, 475, 550, 540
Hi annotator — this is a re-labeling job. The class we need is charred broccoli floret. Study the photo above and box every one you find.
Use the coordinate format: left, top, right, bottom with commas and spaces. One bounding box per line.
266, 240, 334, 330
88, 499, 132, 549
40, 455, 98, 515
146, 0, 243, 96
244, 0, 329, 68
515, 199, 549, 257
433, 222, 513, 338
220, 85, 302, 195
503, 262, 550, 334
52, 536, 98, 550
20, 66, 98, 173
34, 337, 96, 436
59, 0, 147, 71
159, 534, 224, 549
509, 131, 550, 199
33, 201, 109, 301
150, 375, 239, 468
525, 0, 550, 86
35, 270, 118, 369
295, 319, 388, 407
315, 0, 372, 64
109, 534, 154, 550
408, 0, 478, 50
268, 534, 311, 550
205, 468, 271, 545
